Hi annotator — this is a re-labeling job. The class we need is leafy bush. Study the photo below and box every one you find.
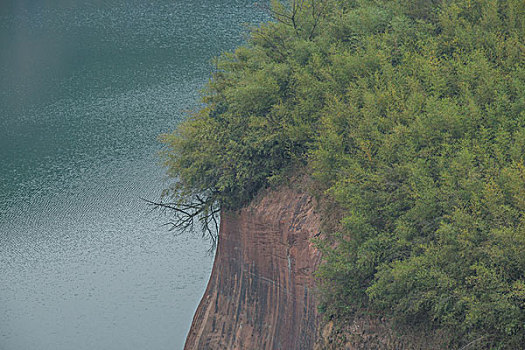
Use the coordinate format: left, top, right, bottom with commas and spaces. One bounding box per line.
162, 0, 524, 347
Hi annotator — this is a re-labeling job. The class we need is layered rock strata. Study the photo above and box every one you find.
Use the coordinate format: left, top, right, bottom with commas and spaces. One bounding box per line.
184, 186, 321, 350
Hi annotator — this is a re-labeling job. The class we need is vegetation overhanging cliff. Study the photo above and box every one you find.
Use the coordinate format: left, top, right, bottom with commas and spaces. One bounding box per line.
161, 0, 525, 348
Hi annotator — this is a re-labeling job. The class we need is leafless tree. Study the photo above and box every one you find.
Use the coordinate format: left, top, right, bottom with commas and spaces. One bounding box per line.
143, 194, 220, 250
255, 0, 329, 40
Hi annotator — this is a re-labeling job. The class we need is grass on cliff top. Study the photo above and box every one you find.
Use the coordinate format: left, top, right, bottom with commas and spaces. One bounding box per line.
161, 0, 525, 348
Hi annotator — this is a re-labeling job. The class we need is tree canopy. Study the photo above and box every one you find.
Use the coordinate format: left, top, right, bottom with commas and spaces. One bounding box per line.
161, 0, 524, 347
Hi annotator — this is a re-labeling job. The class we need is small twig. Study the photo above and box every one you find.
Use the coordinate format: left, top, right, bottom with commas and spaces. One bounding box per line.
459, 336, 487, 350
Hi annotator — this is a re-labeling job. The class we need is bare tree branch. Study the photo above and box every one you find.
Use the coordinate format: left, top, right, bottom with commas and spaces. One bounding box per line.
142, 195, 220, 251
255, 0, 328, 40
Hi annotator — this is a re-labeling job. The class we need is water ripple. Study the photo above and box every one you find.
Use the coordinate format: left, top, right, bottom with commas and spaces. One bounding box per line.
0, 1, 267, 349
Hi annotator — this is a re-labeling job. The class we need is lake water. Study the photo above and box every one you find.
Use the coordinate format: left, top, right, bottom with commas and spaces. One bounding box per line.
0, 1, 265, 349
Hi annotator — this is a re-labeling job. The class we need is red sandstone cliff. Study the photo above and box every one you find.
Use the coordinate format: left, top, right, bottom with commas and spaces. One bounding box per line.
184, 185, 321, 350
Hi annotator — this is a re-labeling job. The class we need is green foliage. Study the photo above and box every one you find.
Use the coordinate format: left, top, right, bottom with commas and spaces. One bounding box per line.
162, 0, 524, 347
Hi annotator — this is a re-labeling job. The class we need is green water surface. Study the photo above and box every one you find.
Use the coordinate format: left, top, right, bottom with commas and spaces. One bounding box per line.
0, 1, 266, 349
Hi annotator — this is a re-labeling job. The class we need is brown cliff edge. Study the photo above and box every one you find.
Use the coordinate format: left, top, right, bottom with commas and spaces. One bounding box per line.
184, 185, 321, 350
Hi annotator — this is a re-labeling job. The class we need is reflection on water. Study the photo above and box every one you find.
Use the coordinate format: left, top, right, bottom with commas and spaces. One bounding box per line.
0, 1, 266, 349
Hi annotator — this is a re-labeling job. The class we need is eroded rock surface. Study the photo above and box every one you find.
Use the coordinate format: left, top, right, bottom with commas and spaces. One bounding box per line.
184, 186, 321, 350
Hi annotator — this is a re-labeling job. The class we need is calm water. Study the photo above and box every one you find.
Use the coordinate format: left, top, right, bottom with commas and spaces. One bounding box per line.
0, 1, 265, 349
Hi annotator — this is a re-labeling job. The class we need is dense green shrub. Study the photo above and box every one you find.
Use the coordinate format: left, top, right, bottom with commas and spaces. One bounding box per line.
162, 0, 524, 347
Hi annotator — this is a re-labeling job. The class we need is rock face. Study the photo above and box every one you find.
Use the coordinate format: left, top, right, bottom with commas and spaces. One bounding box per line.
184, 185, 321, 350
